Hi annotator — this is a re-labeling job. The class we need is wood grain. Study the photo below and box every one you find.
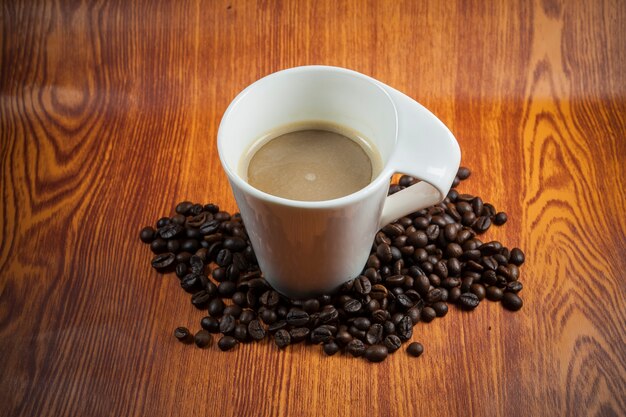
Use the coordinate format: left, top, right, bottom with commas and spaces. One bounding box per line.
1, 0, 625, 416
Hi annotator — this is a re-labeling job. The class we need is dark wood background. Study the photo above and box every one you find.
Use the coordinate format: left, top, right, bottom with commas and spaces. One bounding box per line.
1, 0, 625, 416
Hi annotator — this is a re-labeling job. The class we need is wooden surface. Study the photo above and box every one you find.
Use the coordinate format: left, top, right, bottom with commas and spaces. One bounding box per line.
1, 0, 625, 416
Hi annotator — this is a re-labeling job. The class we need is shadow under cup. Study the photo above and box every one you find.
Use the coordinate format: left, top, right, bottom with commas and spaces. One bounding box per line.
218, 67, 403, 297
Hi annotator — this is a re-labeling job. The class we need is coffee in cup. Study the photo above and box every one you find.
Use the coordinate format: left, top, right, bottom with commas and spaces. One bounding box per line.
241, 121, 383, 202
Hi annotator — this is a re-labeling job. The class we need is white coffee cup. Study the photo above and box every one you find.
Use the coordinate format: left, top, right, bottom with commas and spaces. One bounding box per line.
218, 66, 460, 298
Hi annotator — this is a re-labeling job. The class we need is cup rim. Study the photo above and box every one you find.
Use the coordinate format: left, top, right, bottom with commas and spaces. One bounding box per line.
217, 65, 399, 209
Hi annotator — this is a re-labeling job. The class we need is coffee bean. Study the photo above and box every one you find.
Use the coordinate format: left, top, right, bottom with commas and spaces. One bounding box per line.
459, 292, 480, 310
432, 301, 448, 317
216, 249, 233, 267
510, 248, 525, 265
343, 298, 362, 314
223, 304, 242, 318
174, 327, 193, 344
506, 281, 523, 293
310, 326, 333, 344
407, 342, 424, 357
191, 290, 212, 309
208, 298, 225, 317
385, 275, 406, 287
289, 327, 310, 343
486, 286, 504, 301
273, 329, 291, 348
365, 345, 388, 362
347, 339, 366, 357
156, 217, 170, 228
150, 237, 167, 253
457, 166, 471, 180
397, 315, 413, 341
219, 314, 236, 334
473, 216, 491, 233
303, 298, 321, 313
470, 283, 486, 301
366, 323, 383, 345
194, 330, 212, 348
384, 335, 402, 353
201, 316, 220, 333
247, 319, 265, 340
502, 292, 523, 311
494, 212, 508, 225
175, 201, 194, 215
286, 309, 309, 326
158, 223, 184, 239
151, 253, 175, 270
323, 341, 340, 356
140, 226, 156, 243
421, 306, 436, 323
376, 243, 393, 263
353, 275, 372, 295
217, 335, 237, 351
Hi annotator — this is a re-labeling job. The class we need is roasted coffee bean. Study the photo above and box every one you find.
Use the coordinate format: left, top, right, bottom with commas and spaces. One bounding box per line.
502, 292, 523, 311
233, 324, 248, 342
506, 281, 523, 293
406, 342, 424, 357
260, 309, 278, 324
366, 323, 383, 345
354, 275, 372, 295
319, 306, 339, 323
217, 335, 237, 351
232, 291, 247, 306
191, 290, 212, 309
174, 327, 193, 344
223, 237, 247, 252
159, 223, 184, 239
175, 263, 188, 278
181, 239, 199, 253
347, 339, 366, 357
385, 275, 406, 287
151, 253, 175, 270
354, 317, 372, 330
194, 330, 212, 348
365, 345, 388, 362
175, 201, 194, 215
150, 237, 168, 253
174, 251, 191, 265
396, 293, 414, 310
421, 306, 436, 323
472, 197, 484, 216
343, 299, 362, 313
303, 298, 321, 313
289, 327, 310, 343
457, 166, 471, 179
156, 217, 170, 228
199, 220, 220, 235
407, 306, 421, 324
218, 281, 237, 297
201, 316, 220, 333
268, 320, 287, 333
219, 314, 236, 334
510, 248, 525, 265
486, 286, 504, 301
208, 298, 225, 317
273, 329, 291, 348
470, 283, 487, 301
459, 292, 480, 310
165, 239, 180, 253
286, 309, 310, 326
189, 255, 204, 273
259, 290, 280, 307
223, 304, 242, 318
382, 223, 404, 238
370, 284, 388, 300
494, 212, 508, 225
474, 216, 491, 233
323, 341, 340, 356
448, 287, 461, 303
238, 309, 255, 325
247, 319, 265, 340
376, 243, 393, 263
397, 315, 413, 341
140, 226, 156, 243
310, 326, 333, 344
432, 301, 448, 317
180, 273, 201, 293
384, 335, 402, 353
426, 288, 443, 304
216, 249, 233, 267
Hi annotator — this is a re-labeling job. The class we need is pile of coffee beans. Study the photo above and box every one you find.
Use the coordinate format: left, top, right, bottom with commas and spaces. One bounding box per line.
139, 167, 525, 362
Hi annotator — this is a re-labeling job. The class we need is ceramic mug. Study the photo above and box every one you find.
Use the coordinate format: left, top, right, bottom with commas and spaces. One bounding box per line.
218, 66, 460, 298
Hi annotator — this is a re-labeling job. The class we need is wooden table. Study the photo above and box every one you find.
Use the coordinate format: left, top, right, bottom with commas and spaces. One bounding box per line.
2, 1, 624, 416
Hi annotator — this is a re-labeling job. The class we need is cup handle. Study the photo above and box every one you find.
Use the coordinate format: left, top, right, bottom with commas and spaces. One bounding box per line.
378, 86, 461, 228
